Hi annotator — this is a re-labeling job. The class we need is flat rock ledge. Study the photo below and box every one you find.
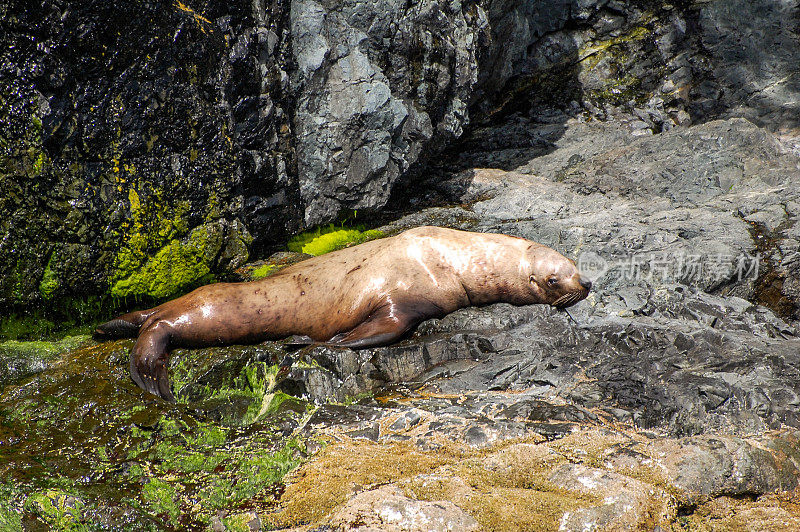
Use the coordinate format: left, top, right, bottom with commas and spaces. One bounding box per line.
271, 423, 800, 531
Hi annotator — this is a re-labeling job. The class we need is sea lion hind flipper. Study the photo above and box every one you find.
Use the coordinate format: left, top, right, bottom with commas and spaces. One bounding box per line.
93, 318, 141, 340
129, 324, 176, 402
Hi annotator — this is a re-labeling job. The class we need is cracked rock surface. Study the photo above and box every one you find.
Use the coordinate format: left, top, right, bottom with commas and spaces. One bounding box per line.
270, 115, 800, 529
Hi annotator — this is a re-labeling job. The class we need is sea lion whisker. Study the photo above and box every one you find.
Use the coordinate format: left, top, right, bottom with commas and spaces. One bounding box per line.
553, 293, 571, 307
554, 290, 584, 309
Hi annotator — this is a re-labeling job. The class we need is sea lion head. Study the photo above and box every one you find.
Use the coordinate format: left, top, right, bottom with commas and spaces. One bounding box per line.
526, 246, 591, 308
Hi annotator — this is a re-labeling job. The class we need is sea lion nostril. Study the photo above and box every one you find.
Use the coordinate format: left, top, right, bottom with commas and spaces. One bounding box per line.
580, 278, 592, 290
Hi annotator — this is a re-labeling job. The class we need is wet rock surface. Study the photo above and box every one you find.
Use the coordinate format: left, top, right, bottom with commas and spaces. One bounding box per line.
3, 114, 800, 529
287, 117, 800, 438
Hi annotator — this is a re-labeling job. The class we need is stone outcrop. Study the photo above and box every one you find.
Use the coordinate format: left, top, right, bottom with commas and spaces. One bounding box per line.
0, 0, 486, 307
4, 0, 800, 309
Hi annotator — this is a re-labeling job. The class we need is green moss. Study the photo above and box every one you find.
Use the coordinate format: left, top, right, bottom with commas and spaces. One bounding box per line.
39, 253, 60, 300
250, 263, 277, 280
0, 314, 55, 340
111, 187, 195, 298
196, 439, 303, 511
185, 424, 227, 448
0, 487, 22, 532
0, 335, 89, 360
288, 225, 384, 256
578, 24, 654, 107
111, 224, 216, 298
221, 513, 257, 532
141, 479, 180, 526
342, 391, 374, 406
24, 490, 87, 531
578, 26, 649, 66
30, 149, 47, 177
0, 507, 21, 532
0, 334, 310, 530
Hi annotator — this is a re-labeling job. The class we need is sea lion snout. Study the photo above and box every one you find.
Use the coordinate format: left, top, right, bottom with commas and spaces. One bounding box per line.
580, 278, 592, 290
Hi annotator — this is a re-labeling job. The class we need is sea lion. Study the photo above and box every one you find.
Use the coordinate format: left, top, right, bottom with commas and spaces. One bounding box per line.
94, 226, 591, 401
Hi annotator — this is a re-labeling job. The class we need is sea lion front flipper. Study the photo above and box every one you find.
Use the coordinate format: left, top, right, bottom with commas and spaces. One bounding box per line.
327, 298, 443, 349
130, 323, 176, 402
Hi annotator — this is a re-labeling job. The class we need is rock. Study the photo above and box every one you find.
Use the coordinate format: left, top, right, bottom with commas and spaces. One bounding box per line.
272, 116, 800, 454
655, 434, 799, 503
291, 0, 486, 225
6, 1, 800, 530
8, 0, 800, 310
329, 485, 479, 532
550, 463, 672, 532
470, 0, 800, 130
0, 0, 487, 308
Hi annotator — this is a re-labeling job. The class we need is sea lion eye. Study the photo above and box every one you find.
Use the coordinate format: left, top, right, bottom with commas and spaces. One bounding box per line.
547, 277, 558, 286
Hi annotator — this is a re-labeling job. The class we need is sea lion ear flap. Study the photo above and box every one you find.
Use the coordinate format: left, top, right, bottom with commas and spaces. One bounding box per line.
529, 274, 544, 301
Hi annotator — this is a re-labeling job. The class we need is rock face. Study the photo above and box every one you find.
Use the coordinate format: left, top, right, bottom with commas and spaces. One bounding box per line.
473, 0, 800, 130
1, 0, 297, 307
0, 0, 486, 308
291, 0, 485, 224
287, 117, 800, 437
5, 0, 800, 309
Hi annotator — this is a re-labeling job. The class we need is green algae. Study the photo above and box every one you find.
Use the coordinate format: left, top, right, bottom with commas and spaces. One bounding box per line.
140, 480, 180, 527
24, 490, 88, 531
0, 486, 22, 532
111, 224, 216, 299
1, 338, 309, 530
127, 417, 304, 524
0, 335, 89, 360
110, 187, 196, 299
250, 263, 277, 280
185, 358, 312, 426
220, 513, 258, 532
39, 253, 60, 300
0, 335, 92, 383
0, 313, 56, 340
578, 24, 657, 108
578, 26, 650, 67
288, 225, 384, 256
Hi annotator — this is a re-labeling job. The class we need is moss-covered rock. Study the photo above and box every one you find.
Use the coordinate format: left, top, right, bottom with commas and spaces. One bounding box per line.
24, 490, 87, 531
0, 337, 311, 529
111, 221, 238, 299
0, 0, 300, 312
